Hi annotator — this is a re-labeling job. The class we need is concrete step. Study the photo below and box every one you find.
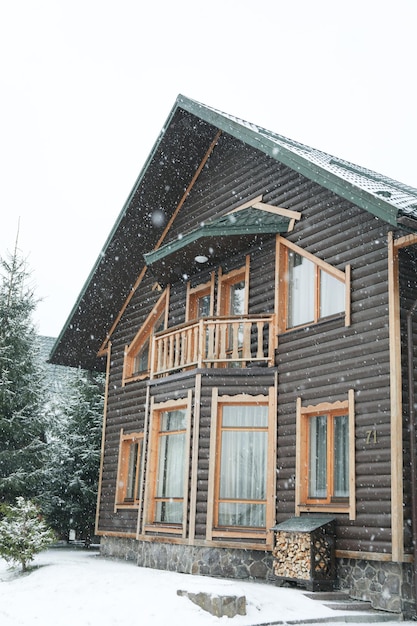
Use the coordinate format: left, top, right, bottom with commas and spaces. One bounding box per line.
303, 590, 403, 621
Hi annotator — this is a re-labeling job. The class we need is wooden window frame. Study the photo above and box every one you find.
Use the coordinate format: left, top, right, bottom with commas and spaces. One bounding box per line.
206, 389, 276, 547
143, 394, 192, 537
217, 257, 250, 316
123, 288, 169, 384
115, 430, 144, 509
277, 237, 350, 333
296, 390, 356, 520
186, 273, 215, 321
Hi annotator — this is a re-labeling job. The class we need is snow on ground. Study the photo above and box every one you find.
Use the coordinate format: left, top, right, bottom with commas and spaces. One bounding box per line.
0, 548, 410, 625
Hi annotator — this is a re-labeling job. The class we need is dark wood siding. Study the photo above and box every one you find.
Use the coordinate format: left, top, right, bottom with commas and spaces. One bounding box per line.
399, 245, 417, 551
276, 202, 393, 554
97, 130, 402, 559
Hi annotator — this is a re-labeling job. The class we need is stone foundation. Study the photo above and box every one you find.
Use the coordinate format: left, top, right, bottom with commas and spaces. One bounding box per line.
100, 537, 416, 617
338, 557, 415, 617
100, 536, 274, 581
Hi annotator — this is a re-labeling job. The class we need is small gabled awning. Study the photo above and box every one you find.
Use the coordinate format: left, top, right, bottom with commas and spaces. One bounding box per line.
144, 201, 301, 285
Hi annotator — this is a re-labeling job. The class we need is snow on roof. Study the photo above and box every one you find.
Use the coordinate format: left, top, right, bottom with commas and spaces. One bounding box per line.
186, 96, 417, 224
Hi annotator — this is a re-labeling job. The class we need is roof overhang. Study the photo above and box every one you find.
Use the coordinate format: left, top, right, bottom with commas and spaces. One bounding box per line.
49, 94, 417, 371
144, 201, 300, 284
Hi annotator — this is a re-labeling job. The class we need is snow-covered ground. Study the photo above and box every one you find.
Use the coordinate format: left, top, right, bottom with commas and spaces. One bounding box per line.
0, 548, 410, 625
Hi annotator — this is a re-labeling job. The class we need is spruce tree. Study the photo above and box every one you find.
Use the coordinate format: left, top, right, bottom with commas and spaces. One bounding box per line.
0, 245, 46, 503
42, 369, 104, 544
0, 497, 54, 571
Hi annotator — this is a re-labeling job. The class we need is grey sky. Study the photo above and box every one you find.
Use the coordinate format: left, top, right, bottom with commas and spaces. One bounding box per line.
1, 0, 416, 337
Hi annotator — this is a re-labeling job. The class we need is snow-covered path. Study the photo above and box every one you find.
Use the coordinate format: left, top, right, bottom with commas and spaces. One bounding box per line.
0, 548, 409, 625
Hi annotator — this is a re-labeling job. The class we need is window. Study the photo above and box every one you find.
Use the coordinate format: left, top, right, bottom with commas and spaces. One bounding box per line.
218, 265, 248, 317
154, 409, 186, 524
144, 396, 191, 534
207, 390, 275, 543
296, 391, 355, 519
278, 238, 350, 332
187, 278, 214, 321
217, 404, 268, 527
123, 289, 168, 383
218, 263, 249, 364
116, 431, 144, 507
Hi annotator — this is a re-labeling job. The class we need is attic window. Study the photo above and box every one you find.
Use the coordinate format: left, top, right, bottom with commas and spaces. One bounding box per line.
123, 289, 168, 384
278, 237, 350, 332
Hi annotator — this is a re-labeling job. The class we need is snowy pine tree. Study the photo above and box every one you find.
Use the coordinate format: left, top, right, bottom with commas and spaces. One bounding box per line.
0, 246, 47, 503
0, 497, 54, 571
41, 369, 104, 544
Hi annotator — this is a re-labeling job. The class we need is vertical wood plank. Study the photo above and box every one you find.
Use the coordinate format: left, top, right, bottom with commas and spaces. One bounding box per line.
388, 231, 404, 561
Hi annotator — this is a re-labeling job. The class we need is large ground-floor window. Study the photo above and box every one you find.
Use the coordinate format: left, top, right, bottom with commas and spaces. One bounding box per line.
207, 389, 276, 543
143, 394, 191, 536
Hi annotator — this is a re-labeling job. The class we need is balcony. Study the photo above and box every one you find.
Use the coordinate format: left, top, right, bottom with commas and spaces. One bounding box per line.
150, 314, 275, 378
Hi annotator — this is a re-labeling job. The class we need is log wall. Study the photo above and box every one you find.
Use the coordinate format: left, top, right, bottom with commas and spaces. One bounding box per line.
96, 131, 405, 559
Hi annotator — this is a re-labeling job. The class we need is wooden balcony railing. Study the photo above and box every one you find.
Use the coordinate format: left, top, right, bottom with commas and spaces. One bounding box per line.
150, 314, 275, 378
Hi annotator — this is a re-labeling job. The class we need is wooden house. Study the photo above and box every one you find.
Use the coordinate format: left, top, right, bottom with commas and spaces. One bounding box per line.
50, 95, 417, 614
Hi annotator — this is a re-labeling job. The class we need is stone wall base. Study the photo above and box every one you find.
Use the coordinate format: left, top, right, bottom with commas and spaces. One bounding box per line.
100, 536, 274, 581
338, 557, 415, 617
100, 537, 416, 617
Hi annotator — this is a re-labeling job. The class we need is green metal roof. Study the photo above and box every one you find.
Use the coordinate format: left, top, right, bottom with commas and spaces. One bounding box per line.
176, 95, 417, 229
144, 206, 292, 281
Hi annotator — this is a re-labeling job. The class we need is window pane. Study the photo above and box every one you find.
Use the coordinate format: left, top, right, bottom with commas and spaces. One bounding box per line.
218, 502, 265, 527
288, 252, 315, 328
222, 404, 268, 428
309, 415, 327, 498
135, 439, 144, 500
134, 340, 149, 373
220, 431, 266, 500
218, 404, 267, 528
156, 432, 185, 498
229, 280, 245, 315
155, 501, 183, 524
155, 409, 186, 524
126, 442, 138, 500
160, 409, 186, 432
320, 271, 345, 318
334, 414, 349, 497
198, 293, 211, 317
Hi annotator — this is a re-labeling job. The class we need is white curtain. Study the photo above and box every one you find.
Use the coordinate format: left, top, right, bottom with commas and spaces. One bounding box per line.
320, 270, 345, 318
334, 414, 349, 497
155, 410, 186, 523
218, 405, 267, 527
308, 415, 327, 498
288, 252, 315, 327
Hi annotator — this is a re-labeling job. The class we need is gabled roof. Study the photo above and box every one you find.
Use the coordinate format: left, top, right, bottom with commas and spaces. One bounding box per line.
49, 94, 417, 370
176, 95, 417, 228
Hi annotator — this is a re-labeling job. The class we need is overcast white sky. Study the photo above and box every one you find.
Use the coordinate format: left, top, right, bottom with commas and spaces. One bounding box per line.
1, 0, 416, 338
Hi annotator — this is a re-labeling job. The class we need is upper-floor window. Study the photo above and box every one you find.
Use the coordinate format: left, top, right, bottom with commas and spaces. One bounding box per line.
278, 237, 350, 332
218, 263, 249, 317
123, 288, 168, 383
186, 275, 214, 321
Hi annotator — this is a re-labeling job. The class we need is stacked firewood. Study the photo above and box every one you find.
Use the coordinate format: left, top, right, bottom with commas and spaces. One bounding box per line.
272, 531, 311, 580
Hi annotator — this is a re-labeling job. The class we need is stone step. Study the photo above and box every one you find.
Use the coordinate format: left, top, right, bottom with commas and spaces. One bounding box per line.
304, 590, 403, 622
306, 590, 374, 611
324, 599, 376, 611
304, 591, 352, 602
